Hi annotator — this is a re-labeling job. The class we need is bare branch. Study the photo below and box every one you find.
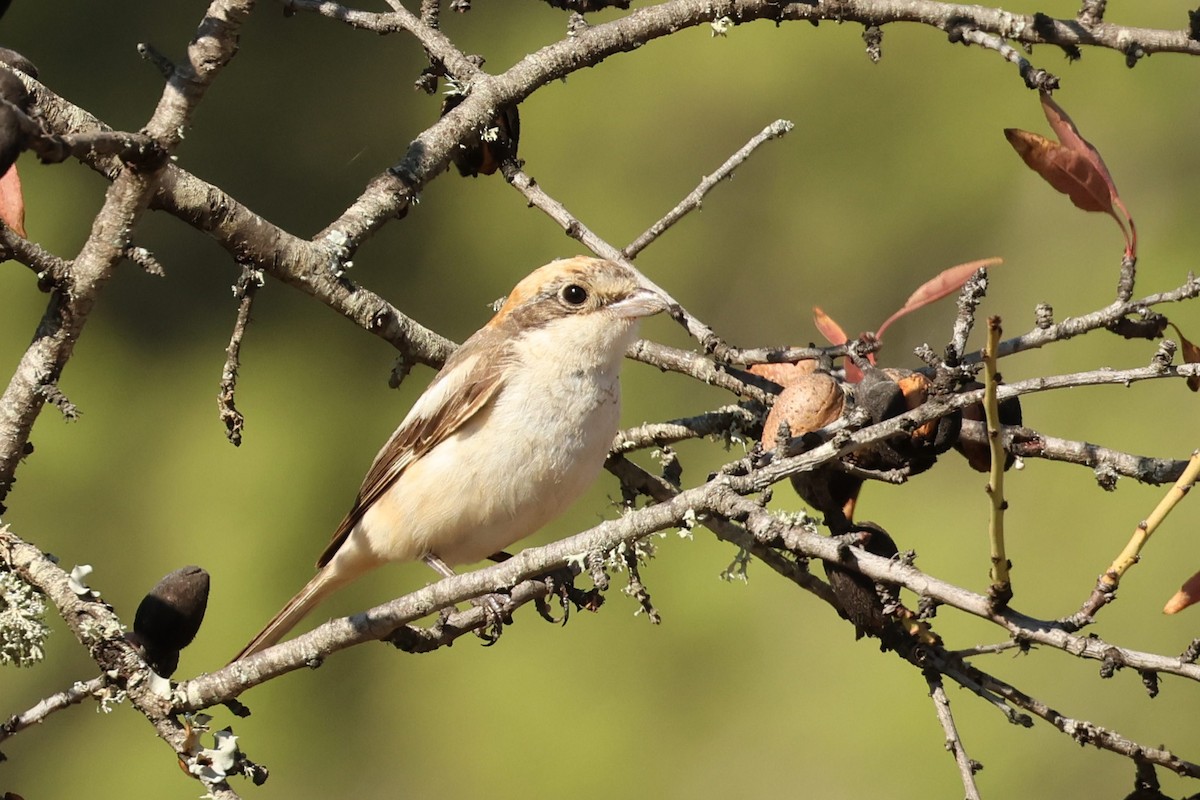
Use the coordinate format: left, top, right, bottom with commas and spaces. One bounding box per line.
0, 675, 106, 745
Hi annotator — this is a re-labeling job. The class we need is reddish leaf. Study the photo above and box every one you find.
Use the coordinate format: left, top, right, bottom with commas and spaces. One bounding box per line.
1004, 92, 1136, 259
812, 307, 863, 382
1169, 323, 1200, 392
812, 306, 849, 346
1040, 92, 1137, 258
1005, 129, 1111, 214
1163, 567, 1200, 614
876, 257, 1002, 339
0, 163, 24, 237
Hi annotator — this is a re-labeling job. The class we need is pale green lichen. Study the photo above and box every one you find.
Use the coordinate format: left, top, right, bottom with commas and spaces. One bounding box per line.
0, 567, 51, 667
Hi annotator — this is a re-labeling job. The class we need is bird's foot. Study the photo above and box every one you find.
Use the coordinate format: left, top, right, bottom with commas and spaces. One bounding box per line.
471, 591, 512, 645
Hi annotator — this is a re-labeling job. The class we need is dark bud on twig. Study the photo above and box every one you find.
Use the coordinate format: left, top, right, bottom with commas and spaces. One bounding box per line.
440, 92, 520, 177
862, 24, 883, 63
131, 566, 210, 677
414, 65, 440, 95
1189, 9, 1200, 42
1122, 760, 1170, 800
1107, 312, 1167, 341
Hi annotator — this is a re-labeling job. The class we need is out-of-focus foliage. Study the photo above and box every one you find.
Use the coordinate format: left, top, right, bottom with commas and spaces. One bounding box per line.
1, 2, 1199, 798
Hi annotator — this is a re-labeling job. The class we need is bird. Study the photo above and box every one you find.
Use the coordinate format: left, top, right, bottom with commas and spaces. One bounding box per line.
233, 256, 670, 660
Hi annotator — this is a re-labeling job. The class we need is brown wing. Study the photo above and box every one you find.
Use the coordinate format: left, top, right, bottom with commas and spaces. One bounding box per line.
316, 350, 506, 568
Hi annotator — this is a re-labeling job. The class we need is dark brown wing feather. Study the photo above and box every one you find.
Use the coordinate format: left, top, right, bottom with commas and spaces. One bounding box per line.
316, 350, 506, 568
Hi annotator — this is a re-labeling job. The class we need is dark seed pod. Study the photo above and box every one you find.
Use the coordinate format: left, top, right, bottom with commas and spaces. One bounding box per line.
954, 381, 1023, 472
823, 522, 941, 651
132, 566, 210, 677
823, 522, 899, 640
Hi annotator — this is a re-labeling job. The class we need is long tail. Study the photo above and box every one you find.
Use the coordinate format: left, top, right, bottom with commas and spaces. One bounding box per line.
231, 565, 351, 663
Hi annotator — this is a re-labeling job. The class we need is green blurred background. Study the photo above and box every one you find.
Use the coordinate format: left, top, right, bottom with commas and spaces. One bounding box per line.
2, 2, 1199, 797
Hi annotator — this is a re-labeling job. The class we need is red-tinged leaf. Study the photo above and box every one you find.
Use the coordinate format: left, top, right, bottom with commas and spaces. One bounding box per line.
1005, 93, 1136, 258
1005, 128, 1114, 215
1169, 323, 1200, 392
876, 257, 1002, 339
1163, 567, 1200, 614
1040, 91, 1136, 258
812, 307, 864, 382
812, 306, 849, 346
0, 163, 24, 237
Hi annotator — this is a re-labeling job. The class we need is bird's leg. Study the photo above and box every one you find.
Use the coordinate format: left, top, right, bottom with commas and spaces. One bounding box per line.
423, 554, 511, 644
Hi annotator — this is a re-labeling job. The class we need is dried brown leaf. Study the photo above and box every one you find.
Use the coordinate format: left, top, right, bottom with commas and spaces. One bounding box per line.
1005, 93, 1136, 258
0, 163, 24, 237
1164, 568, 1200, 614
1004, 128, 1115, 215
812, 306, 849, 346
813, 306, 864, 382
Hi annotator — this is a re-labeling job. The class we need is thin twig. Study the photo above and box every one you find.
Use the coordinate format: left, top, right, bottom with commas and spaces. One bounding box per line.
0, 675, 106, 744
924, 671, 983, 799
983, 317, 1011, 607
611, 406, 759, 455
957, 420, 1189, 485
945, 267, 988, 367
1101, 450, 1200, 589
949, 24, 1060, 90
499, 160, 722, 351
626, 340, 778, 405
218, 267, 261, 447
622, 119, 794, 258
1069, 450, 1200, 623
977, 668, 1200, 778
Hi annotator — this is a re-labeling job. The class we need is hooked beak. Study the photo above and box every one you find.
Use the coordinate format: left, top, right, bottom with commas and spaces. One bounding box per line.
610, 286, 672, 320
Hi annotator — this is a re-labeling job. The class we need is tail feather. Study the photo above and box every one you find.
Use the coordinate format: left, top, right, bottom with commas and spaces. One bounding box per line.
231, 566, 348, 663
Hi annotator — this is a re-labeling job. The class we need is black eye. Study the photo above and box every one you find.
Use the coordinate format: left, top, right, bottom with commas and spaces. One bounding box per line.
560, 283, 589, 306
